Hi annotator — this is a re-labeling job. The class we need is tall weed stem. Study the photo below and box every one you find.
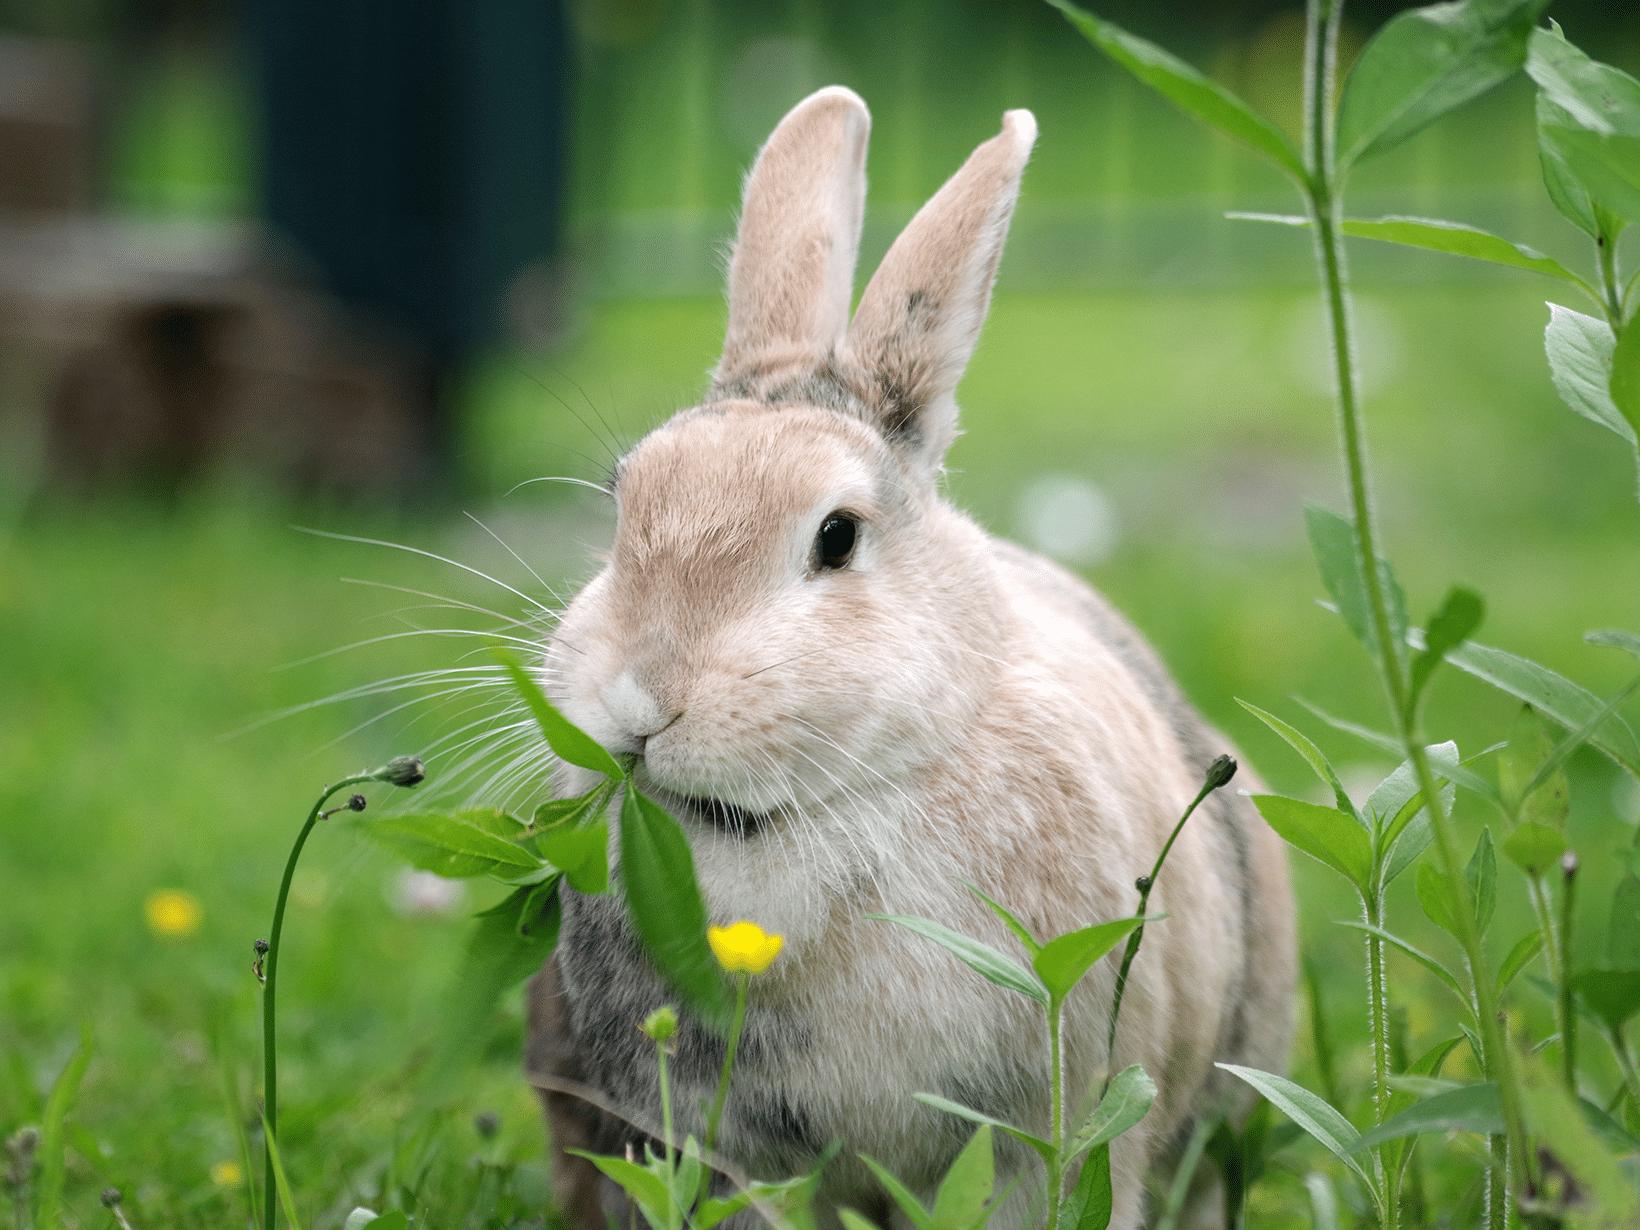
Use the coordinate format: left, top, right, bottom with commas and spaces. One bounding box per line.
1301, 0, 1527, 1217
703, 974, 750, 1164
261, 774, 374, 1230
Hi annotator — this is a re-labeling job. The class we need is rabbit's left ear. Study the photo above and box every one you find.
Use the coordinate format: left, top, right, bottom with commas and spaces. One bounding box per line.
843, 110, 1035, 479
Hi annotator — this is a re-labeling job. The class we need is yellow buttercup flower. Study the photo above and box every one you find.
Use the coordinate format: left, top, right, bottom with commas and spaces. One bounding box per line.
144, 890, 203, 939
210, 1160, 243, 1188
707, 921, 784, 974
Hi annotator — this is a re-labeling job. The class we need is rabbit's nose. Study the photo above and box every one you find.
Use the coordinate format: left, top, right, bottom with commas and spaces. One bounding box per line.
600, 669, 679, 742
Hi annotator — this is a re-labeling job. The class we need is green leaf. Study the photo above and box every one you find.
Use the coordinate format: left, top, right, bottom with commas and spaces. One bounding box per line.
1340, 216, 1590, 289
533, 788, 604, 830
1588, 628, 1640, 662
1611, 873, 1640, 966
964, 882, 1041, 957
1500, 705, 1571, 828
1465, 827, 1497, 934
859, 1155, 938, 1230
1502, 821, 1569, 876
932, 1126, 995, 1230
1337, 0, 1548, 168
1445, 639, 1640, 778
365, 811, 544, 878
870, 915, 1047, 1005
840, 1212, 882, 1230
1067, 1065, 1157, 1162
421, 881, 562, 1096
1235, 699, 1359, 821
1293, 695, 1403, 759
1060, 1143, 1113, 1230
1032, 917, 1147, 1003
36, 1023, 92, 1230
494, 648, 625, 779
1409, 586, 1486, 714
1417, 862, 1463, 939
1304, 504, 1408, 670
260, 1109, 307, 1230
363, 1214, 409, 1230
1570, 968, 1640, 1034
1335, 920, 1472, 1012
1382, 810, 1434, 888
620, 788, 728, 1018
1045, 2, 1304, 180
569, 1151, 674, 1230
912, 1094, 1055, 1163
1387, 1036, 1466, 1120
1544, 303, 1638, 446
1349, 1082, 1504, 1152
541, 819, 611, 895
1499, 929, 1545, 992
1251, 795, 1372, 895
1528, 25, 1640, 224
1537, 95, 1602, 237
1213, 1065, 1378, 1206
1613, 324, 1640, 442
1518, 1047, 1640, 1224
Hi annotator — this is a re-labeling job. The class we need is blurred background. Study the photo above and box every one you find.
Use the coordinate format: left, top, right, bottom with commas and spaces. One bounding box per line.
3, 1, 1640, 1225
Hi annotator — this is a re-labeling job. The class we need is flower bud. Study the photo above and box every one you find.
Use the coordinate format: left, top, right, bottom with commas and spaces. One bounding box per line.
374, 756, 426, 788
1204, 755, 1238, 790
473, 1111, 500, 1140
348, 793, 368, 811
102, 1189, 123, 1208
640, 1005, 680, 1043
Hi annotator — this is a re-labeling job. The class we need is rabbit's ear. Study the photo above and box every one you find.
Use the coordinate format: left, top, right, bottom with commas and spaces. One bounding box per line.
842, 109, 1035, 478
713, 87, 871, 393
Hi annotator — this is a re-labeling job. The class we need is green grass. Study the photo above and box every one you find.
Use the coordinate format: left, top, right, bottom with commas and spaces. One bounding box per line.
3, 274, 1638, 1227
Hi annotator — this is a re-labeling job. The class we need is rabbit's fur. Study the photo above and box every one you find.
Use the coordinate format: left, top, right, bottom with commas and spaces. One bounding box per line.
525, 87, 1295, 1230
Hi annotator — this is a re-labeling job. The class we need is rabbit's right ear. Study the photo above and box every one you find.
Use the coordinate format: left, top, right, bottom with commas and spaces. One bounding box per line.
712, 87, 871, 394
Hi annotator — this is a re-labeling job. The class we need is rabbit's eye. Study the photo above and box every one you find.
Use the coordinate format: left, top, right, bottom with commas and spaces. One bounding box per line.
815, 514, 857, 571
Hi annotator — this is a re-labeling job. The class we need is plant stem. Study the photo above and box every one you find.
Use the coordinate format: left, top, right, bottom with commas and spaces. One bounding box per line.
1045, 999, 1065, 1230
1105, 761, 1231, 1086
1608, 1026, 1640, 1112
262, 774, 374, 1230
703, 974, 749, 1164
1524, 872, 1571, 1088
1598, 230, 1624, 327
1559, 853, 1578, 1092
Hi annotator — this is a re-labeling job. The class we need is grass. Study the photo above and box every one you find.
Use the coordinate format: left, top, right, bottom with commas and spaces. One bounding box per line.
3, 270, 1638, 1226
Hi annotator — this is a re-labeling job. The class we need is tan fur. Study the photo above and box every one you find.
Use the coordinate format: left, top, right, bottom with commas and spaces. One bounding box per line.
530, 86, 1296, 1230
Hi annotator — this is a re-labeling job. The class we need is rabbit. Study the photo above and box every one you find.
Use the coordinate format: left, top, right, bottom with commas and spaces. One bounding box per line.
523, 85, 1296, 1230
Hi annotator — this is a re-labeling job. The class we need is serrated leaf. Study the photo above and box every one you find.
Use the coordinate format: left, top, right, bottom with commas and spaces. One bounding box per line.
1251, 795, 1372, 895
1235, 699, 1358, 820
1060, 1142, 1112, 1230
1046, 1, 1304, 180
494, 648, 625, 779
1067, 1065, 1157, 1162
964, 882, 1041, 957
872, 915, 1047, 1005
1336, 920, 1471, 1012
1337, 0, 1548, 168
620, 788, 728, 1018
1349, 1083, 1504, 1152
1465, 827, 1497, 934
1214, 1065, 1378, 1206
932, 1126, 994, 1230
1410, 586, 1485, 714
1032, 917, 1147, 1003
1502, 821, 1569, 876
1341, 216, 1588, 288
1446, 639, 1640, 778
365, 811, 544, 878
912, 1094, 1055, 1163
1544, 303, 1638, 446
1499, 929, 1544, 992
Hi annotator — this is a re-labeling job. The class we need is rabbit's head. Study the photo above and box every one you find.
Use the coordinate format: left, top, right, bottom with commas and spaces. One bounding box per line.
549, 87, 1035, 835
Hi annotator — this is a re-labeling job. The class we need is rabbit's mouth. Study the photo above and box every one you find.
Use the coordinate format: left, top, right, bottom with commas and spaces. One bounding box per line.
676, 793, 770, 837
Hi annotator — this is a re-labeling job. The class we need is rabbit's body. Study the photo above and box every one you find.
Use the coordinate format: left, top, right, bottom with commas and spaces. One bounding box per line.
527, 88, 1294, 1230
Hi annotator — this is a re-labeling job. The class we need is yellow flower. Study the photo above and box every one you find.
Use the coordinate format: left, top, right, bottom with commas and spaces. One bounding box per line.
210, 1160, 243, 1188
144, 890, 202, 939
707, 921, 784, 974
